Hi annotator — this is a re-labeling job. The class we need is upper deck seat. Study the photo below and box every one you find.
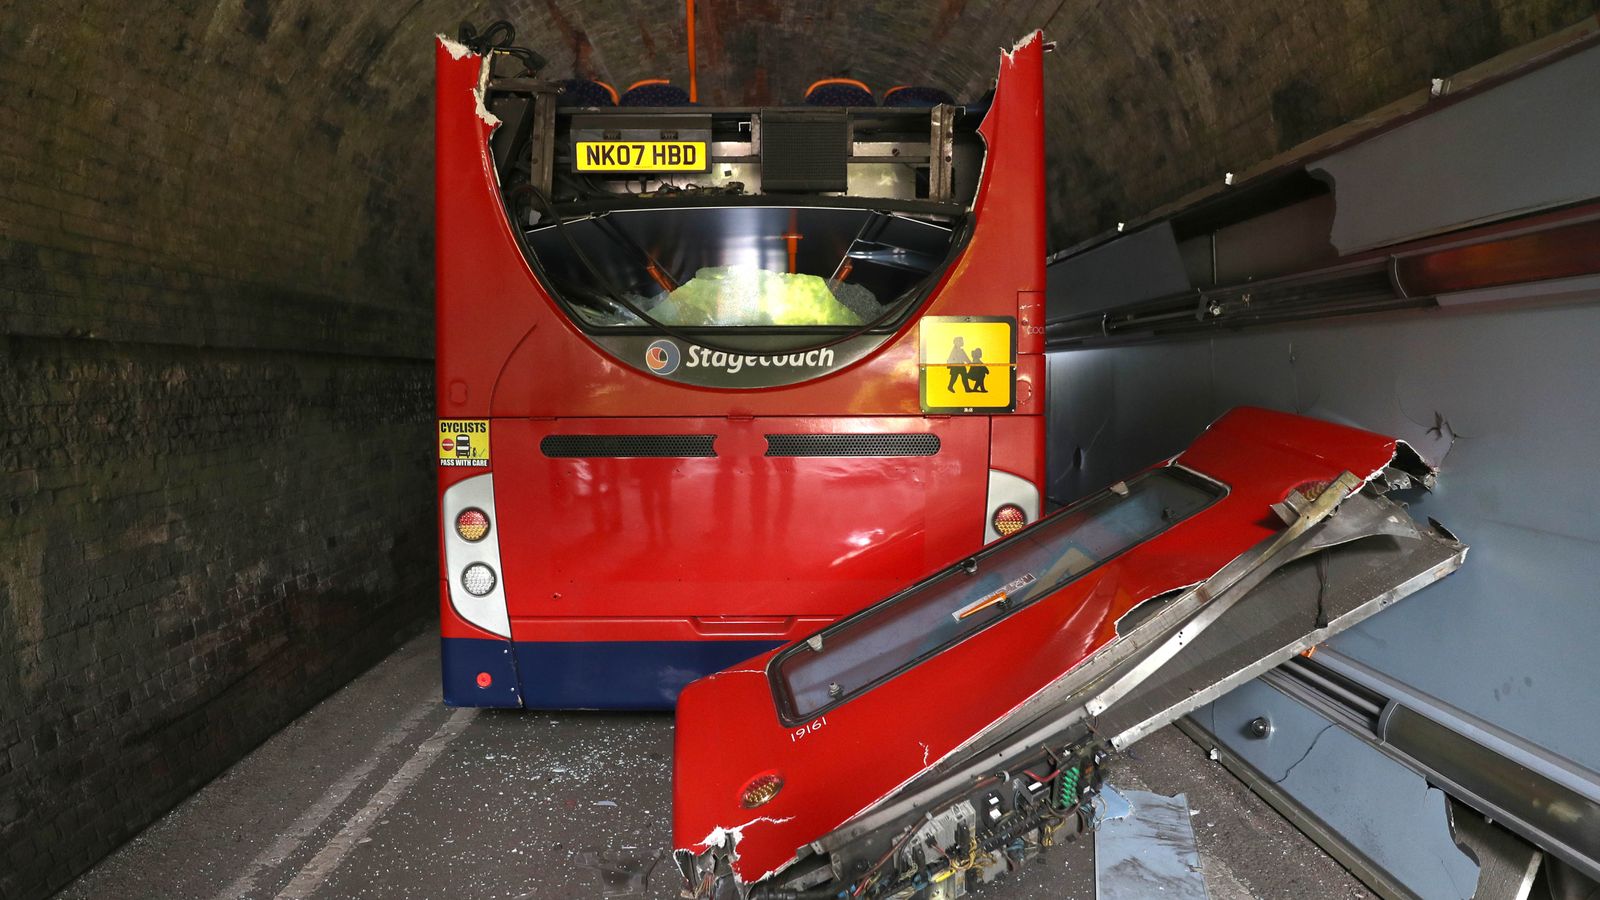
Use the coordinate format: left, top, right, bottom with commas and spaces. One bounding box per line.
804, 78, 875, 107
881, 85, 956, 107
619, 79, 692, 107
556, 78, 619, 106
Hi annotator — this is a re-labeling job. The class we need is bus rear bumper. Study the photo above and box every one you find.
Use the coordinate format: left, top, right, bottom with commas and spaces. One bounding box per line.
440, 637, 524, 708
441, 637, 780, 709
515, 639, 780, 710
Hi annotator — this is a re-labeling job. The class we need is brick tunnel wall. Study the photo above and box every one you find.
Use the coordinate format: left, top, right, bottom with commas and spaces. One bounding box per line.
0, 1, 1593, 897
0, 5, 438, 898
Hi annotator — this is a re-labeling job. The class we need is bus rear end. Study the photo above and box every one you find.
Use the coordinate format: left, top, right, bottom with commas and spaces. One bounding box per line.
435, 31, 1049, 708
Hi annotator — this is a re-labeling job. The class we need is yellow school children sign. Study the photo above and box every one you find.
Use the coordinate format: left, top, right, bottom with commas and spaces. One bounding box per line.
920, 316, 1016, 413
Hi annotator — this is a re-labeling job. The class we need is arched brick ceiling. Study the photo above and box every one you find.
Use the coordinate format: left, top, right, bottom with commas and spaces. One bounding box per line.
5, 0, 1593, 342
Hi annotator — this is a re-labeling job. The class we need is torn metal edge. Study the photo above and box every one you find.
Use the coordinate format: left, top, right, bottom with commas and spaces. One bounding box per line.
473, 53, 502, 128
1004, 28, 1043, 60
436, 34, 502, 128
965, 29, 1045, 218
695, 815, 796, 854
690, 816, 798, 887
438, 33, 473, 60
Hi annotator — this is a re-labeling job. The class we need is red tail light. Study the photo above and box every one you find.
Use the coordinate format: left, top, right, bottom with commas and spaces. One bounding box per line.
455, 508, 490, 542
993, 504, 1026, 537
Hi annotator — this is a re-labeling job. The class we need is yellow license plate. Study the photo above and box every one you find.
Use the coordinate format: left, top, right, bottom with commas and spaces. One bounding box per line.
574, 140, 709, 172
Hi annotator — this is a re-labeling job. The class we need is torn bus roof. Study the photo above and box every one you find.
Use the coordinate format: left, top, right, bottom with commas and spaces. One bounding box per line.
671, 407, 1464, 898
435, 36, 503, 132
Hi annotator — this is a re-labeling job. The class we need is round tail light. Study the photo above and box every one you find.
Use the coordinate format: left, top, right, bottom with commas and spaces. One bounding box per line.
455, 508, 490, 542
993, 504, 1027, 537
739, 772, 784, 808
461, 563, 497, 597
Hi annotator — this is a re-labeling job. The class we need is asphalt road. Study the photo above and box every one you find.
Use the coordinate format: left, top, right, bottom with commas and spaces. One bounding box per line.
60, 631, 1373, 900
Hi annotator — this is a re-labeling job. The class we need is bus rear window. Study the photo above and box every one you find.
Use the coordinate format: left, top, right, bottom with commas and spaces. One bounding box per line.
524, 206, 956, 330
771, 468, 1223, 721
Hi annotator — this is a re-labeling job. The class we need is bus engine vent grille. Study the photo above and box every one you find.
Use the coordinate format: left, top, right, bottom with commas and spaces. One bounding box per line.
540, 435, 717, 458
764, 434, 941, 458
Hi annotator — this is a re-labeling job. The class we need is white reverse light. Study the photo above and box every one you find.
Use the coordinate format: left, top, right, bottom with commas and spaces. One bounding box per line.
461, 563, 497, 597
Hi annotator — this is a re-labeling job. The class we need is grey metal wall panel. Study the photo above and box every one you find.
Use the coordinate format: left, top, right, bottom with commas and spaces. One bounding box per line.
1043, 341, 1213, 504
1314, 44, 1600, 253
1210, 193, 1338, 285
1044, 222, 1192, 319
1045, 292, 1600, 771
1199, 680, 1479, 899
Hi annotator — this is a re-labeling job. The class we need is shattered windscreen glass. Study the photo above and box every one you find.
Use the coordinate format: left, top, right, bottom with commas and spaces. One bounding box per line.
523, 206, 956, 330
772, 468, 1224, 721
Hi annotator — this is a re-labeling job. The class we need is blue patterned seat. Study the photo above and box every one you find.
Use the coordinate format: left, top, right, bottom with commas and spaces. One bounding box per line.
620, 79, 692, 107
556, 79, 618, 107
882, 85, 956, 108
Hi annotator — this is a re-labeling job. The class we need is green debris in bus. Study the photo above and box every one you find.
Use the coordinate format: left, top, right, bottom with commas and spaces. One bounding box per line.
650, 266, 865, 327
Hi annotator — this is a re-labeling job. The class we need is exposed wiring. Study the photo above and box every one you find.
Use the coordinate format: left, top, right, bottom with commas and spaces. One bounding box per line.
849, 822, 925, 897
458, 20, 546, 76
842, 792, 1075, 899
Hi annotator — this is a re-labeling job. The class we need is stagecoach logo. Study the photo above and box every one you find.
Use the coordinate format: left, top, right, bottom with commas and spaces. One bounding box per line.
643, 340, 840, 378
644, 339, 681, 375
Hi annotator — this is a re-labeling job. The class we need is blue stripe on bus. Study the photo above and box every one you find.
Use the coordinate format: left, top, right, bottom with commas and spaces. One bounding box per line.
514, 639, 780, 710
440, 637, 525, 708
442, 637, 779, 709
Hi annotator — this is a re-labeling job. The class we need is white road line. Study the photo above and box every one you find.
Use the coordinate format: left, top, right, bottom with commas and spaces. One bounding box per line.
218, 698, 442, 900
272, 707, 478, 900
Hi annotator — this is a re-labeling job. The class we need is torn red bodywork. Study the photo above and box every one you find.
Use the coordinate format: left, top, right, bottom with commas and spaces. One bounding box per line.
671, 407, 1423, 886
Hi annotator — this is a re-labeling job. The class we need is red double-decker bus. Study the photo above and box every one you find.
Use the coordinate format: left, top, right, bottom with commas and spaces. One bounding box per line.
433, 32, 1048, 709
